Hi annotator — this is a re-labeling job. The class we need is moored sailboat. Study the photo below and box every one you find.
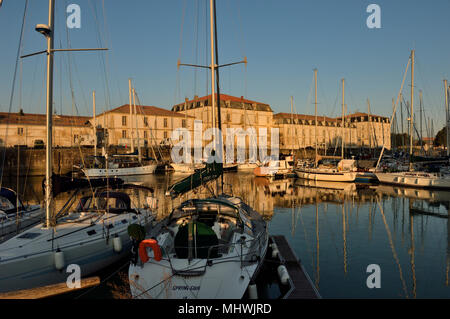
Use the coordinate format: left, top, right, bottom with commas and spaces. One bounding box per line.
128, 0, 268, 299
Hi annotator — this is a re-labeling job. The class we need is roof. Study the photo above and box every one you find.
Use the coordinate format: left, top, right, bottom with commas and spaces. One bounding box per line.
273, 112, 390, 123
172, 94, 273, 112
274, 113, 337, 122
0, 112, 91, 127
103, 104, 193, 118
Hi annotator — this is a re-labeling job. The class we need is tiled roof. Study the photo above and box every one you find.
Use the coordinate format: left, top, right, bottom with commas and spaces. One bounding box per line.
103, 104, 193, 118
172, 94, 273, 112
0, 112, 91, 127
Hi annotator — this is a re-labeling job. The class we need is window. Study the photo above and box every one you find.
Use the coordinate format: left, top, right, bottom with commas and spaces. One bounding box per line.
227, 113, 231, 122
122, 116, 127, 126
122, 130, 127, 138
164, 131, 168, 139
17, 127, 23, 136
163, 118, 168, 128
144, 117, 148, 126
144, 131, 147, 138
182, 119, 186, 128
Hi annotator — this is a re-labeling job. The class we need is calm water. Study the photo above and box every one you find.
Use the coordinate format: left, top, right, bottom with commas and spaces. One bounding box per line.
3, 172, 450, 299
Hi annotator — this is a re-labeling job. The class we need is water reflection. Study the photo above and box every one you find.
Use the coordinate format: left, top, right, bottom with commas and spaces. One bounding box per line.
2, 172, 449, 298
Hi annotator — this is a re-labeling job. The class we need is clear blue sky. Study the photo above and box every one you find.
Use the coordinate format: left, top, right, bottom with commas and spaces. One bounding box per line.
0, 0, 449, 134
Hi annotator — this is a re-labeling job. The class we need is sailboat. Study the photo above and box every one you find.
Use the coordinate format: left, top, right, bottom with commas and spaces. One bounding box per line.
375, 50, 450, 189
295, 71, 357, 182
0, 187, 42, 243
128, 0, 268, 299
0, 0, 155, 293
82, 81, 158, 178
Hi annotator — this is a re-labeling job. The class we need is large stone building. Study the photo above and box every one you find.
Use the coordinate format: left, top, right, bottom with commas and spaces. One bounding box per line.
94, 104, 195, 148
0, 111, 92, 148
274, 112, 391, 151
0, 95, 391, 154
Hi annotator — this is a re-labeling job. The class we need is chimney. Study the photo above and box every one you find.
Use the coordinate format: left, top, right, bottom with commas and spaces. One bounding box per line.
194, 95, 198, 100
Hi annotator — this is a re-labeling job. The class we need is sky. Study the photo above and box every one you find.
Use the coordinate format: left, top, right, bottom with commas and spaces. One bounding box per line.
0, 0, 449, 135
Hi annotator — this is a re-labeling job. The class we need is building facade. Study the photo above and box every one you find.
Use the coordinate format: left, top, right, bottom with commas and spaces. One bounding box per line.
94, 104, 195, 148
0, 96, 391, 154
0, 111, 92, 148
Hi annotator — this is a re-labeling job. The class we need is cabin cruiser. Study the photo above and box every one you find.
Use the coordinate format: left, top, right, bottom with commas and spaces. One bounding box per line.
253, 155, 294, 178
0, 180, 156, 293
128, 195, 268, 299
0, 187, 43, 243
375, 170, 450, 189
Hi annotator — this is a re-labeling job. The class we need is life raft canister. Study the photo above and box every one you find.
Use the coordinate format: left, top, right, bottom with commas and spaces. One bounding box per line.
138, 239, 162, 263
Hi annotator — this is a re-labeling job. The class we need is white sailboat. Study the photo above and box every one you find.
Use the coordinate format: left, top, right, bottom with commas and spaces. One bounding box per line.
82, 81, 157, 178
0, 0, 155, 293
0, 187, 42, 243
375, 50, 450, 189
128, 0, 268, 299
295, 71, 357, 182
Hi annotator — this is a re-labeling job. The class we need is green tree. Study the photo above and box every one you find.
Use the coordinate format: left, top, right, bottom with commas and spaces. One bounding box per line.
434, 127, 447, 146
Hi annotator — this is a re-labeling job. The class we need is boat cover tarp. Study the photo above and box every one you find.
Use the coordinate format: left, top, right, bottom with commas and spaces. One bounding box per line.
44, 174, 124, 197
167, 160, 223, 198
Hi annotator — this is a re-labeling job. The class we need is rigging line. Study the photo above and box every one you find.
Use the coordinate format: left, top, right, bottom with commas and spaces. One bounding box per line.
0, 0, 29, 188
193, 0, 200, 96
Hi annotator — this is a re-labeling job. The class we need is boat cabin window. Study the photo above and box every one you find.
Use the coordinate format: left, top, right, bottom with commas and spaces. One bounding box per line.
0, 196, 15, 212
76, 195, 129, 212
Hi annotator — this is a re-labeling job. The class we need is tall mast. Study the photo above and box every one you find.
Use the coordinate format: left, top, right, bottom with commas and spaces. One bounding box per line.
93, 90, 96, 157
291, 96, 294, 156
419, 90, 423, 151
132, 88, 141, 162
341, 78, 345, 159
314, 69, 318, 166
410, 50, 415, 167
212, 0, 224, 194
128, 78, 135, 153
400, 93, 404, 149
209, 0, 216, 138
44, 0, 55, 228
444, 79, 449, 157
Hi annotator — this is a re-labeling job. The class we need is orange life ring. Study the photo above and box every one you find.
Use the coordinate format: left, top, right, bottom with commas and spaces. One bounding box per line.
138, 239, 162, 263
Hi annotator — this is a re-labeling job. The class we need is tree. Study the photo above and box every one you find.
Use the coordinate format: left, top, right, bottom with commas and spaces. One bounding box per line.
434, 127, 447, 147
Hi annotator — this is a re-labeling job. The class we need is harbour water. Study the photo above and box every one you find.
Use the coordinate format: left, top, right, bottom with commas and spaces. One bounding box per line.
3, 172, 449, 299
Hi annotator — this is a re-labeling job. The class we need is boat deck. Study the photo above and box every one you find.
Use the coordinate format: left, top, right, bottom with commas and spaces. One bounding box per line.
271, 235, 320, 299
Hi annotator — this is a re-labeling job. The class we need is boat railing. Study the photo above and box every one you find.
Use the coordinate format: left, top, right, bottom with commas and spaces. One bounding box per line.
163, 231, 268, 277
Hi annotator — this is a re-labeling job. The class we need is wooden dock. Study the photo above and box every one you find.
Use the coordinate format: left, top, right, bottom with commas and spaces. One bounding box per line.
271, 235, 321, 299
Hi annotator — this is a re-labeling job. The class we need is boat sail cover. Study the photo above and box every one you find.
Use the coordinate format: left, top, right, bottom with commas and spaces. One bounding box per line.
167, 160, 223, 198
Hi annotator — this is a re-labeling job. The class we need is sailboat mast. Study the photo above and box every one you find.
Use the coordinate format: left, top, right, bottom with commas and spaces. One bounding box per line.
291, 96, 294, 156
444, 79, 449, 157
132, 88, 141, 162
314, 69, 318, 166
128, 78, 135, 153
93, 90, 97, 157
209, 0, 216, 142
212, 0, 224, 194
410, 50, 415, 166
341, 78, 345, 159
45, 0, 55, 228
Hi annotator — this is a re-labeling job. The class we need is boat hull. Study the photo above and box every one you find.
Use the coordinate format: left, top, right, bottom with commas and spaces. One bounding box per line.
375, 172, 450, 189
295, 169, 357, 182
83, 164, 157, 177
